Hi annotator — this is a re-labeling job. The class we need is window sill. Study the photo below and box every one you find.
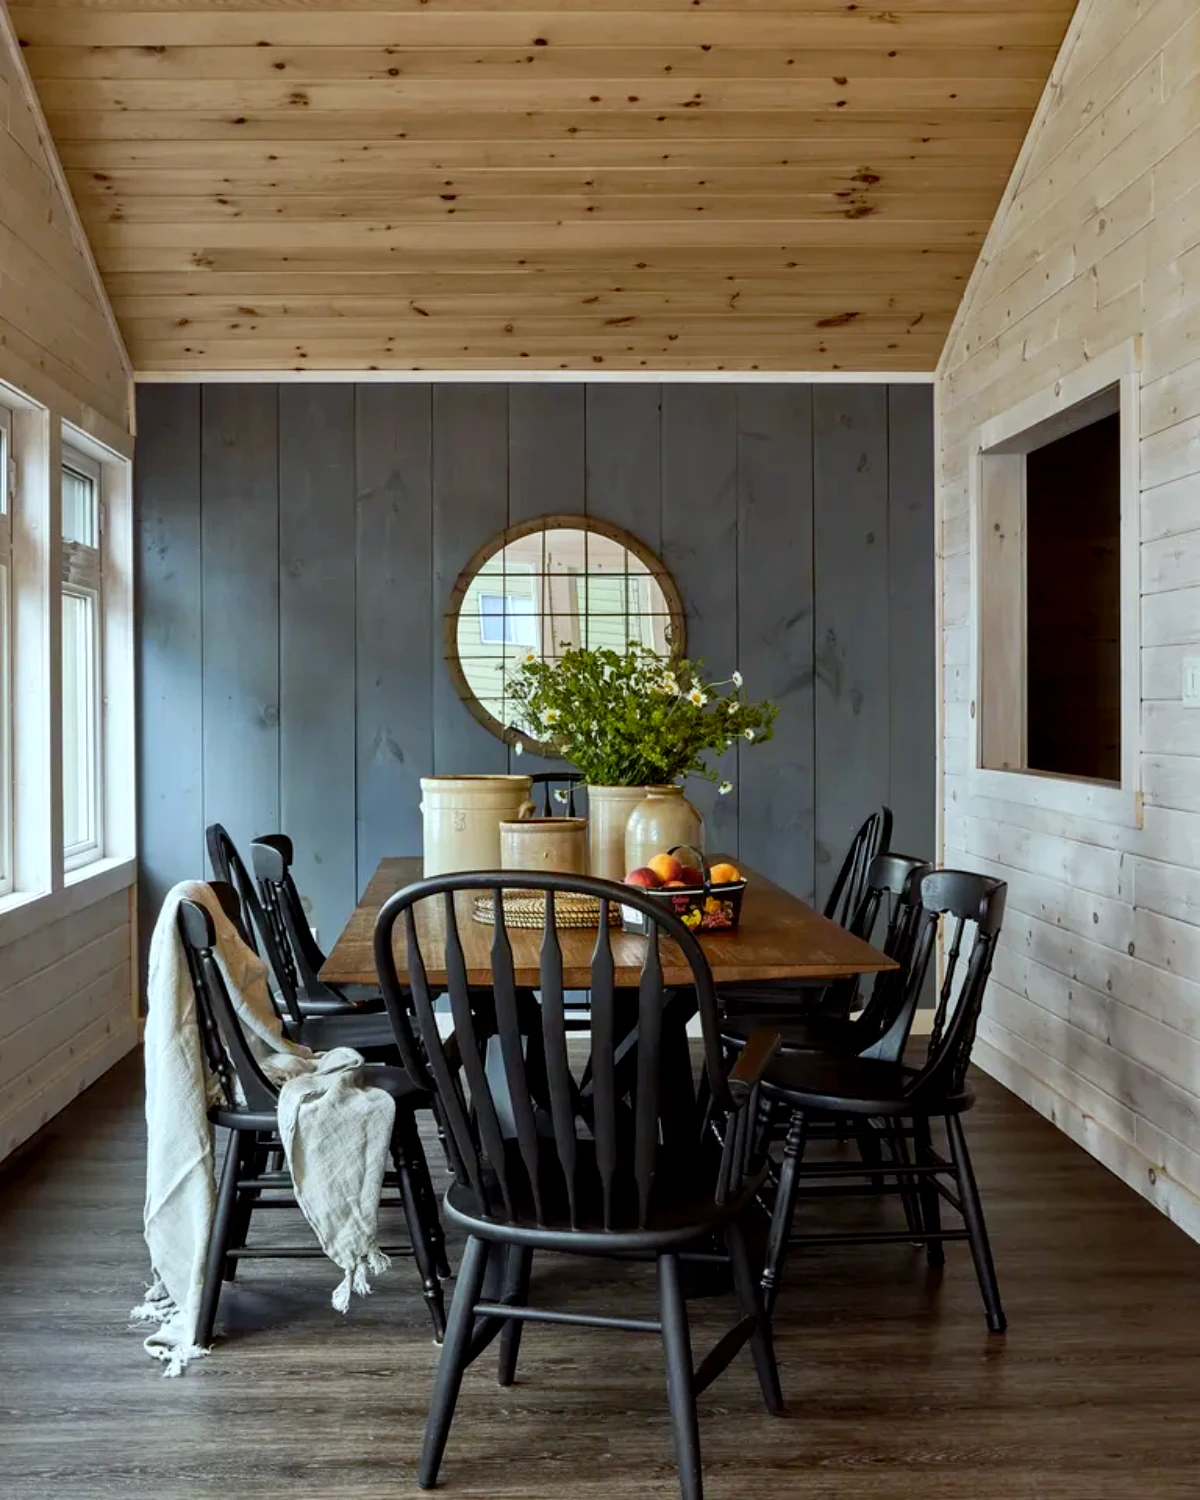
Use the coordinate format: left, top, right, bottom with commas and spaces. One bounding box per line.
968, 765, 1143, 829
0, 855, 136, 949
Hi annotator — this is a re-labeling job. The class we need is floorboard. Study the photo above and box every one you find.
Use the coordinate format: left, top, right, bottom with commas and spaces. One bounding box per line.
3, 1053, 1199, 1499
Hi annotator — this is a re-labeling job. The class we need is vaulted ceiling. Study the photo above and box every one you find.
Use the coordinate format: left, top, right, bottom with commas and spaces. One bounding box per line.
12, 2, 1078, 374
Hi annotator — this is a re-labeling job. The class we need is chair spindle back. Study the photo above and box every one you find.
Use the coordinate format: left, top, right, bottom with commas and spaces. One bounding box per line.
902, 871, 1007, 1103
375, 871, 756, 1233
824, 806, 894, 930
176, 884, 279, 1113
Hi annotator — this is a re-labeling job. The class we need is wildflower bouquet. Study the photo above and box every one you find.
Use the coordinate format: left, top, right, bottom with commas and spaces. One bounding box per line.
506, 643, 777, 788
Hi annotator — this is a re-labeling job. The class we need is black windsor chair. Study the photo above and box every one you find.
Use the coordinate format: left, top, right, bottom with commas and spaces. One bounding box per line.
756, 870, 1009, 1332
373, 869, 785, 1499
177, 883, 449, 1343
527, 770, 585, 816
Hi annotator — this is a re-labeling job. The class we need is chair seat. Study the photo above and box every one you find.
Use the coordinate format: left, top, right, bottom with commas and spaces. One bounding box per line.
299, 1009, 399, 1055
209, 1062, 427, 1132
722, 1011, 860, 1055
762, 1051, 974, 1118
444, 1137, 755, 1251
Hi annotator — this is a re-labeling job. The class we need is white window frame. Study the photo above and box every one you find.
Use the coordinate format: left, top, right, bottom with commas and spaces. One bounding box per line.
968, 339, 1142, 828
61, 444, 104, 871
0, 405, 13, 896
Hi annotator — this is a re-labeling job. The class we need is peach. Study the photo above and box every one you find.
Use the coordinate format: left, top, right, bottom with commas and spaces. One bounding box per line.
677, 865, 705, 888
647, 852, 683, 883
625, 867, 663, 889
709, 862, 742, 885
663, 879, 688, 888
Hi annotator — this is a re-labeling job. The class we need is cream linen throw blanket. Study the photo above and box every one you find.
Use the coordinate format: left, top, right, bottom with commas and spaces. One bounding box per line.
132, 880, 396, 1376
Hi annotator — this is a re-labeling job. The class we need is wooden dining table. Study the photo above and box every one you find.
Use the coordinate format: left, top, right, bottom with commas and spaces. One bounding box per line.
321, 856, 895, 991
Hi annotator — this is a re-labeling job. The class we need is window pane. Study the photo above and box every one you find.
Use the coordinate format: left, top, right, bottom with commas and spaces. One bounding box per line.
63, 466, 98, 547
62, 590, 98, 852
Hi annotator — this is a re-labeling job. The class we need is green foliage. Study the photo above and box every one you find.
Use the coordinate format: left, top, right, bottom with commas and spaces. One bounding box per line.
506, 643, 777, 788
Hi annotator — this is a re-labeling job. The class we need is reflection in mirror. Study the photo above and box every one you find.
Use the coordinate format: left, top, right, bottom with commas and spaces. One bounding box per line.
446, 517, 684, 754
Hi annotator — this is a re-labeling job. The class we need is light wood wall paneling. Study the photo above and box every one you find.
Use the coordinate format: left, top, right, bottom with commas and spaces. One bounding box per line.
736, 384, 816, 902
134, 383, 202, 971
199, 385, 281, 857
887, 383, 937, 862
661, 385, 739, 853
431, 384, 510, 776
813, 384, 891, 908
279, 386, 358, 941
354, 383, 433, 894
936, 0, 1200, 1242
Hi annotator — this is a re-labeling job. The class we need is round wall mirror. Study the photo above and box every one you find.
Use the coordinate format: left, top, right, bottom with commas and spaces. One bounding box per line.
445, 515, 685, 754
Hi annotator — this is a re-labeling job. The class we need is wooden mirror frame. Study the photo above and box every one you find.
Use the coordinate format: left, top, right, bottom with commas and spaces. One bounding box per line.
444, 513, 687, 756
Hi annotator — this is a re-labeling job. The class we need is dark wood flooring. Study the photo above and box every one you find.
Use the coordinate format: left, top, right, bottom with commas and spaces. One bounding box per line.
3, 1051, 1200, 1500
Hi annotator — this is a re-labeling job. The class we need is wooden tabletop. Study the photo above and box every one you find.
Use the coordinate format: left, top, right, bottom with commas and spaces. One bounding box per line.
321, 857, 896, 991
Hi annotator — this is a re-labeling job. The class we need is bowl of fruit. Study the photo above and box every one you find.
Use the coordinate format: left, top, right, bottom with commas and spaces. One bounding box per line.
621, 846, 747, 934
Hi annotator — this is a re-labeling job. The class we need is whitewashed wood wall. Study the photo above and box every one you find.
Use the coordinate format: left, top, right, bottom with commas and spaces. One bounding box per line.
0, 15, 136, 1163
938, 0, 1200, 1238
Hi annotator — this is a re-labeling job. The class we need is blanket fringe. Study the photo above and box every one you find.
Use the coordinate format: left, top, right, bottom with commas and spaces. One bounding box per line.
332, 1245, 392, 1312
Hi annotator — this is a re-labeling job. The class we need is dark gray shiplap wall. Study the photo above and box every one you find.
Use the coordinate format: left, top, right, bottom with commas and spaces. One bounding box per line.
136, 382, 933, 953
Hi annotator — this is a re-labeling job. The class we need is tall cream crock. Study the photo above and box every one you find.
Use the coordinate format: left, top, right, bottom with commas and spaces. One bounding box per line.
420, 775, 535, 875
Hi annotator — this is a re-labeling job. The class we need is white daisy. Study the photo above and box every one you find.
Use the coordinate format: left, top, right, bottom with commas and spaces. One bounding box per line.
744, 727, 755, 742
656, 672, 680, 695
718, 780, 734, 796
731, 670, 743, 688
686, 687, 707, 707
513, 739, 524, 756
541, 707, 562, 726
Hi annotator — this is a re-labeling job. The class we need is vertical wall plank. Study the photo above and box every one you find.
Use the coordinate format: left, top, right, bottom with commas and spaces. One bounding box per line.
355, 384, 433, 883
200, 385, 280, 864
135, 384, 201, 972
509, 385, 584, 778
662, 385, 739, 853
585, 384, 662, 551
432, 384, 510, 775
737, 386, 816, 900
278, 385, 357, 942
813, 385, 890, 908
887, 385, 937, 864
509, 384, 585, 523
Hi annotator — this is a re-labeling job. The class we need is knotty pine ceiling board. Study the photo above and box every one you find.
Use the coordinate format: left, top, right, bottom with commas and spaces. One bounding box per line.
12, 2, 1079, 373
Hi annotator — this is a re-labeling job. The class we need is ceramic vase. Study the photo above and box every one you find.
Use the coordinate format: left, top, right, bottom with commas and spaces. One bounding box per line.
420, 775, 535, 875
499, 817, 588, 875
624, 785, 705, 874
586, 784, 648, 882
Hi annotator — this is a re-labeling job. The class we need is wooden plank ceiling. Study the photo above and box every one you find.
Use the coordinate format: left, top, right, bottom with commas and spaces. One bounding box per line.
12, 2, 1078, 374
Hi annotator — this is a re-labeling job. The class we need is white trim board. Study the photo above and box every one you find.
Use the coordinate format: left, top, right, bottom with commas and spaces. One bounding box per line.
966, 338, 1142, 829
134, 369, 936, 386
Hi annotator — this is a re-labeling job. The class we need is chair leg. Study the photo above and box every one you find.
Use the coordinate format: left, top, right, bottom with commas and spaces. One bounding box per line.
657, 1252, 703, 1500
223, 1136, 266, 1281
886, 1124, 923, 1240
946, 1112, 1006, 1333
761, 1110, 806, 1317
419, 1234, 491, 1490
724, 1218, 784, 1415
497, 1244, 533, 1387
392, 1114, 447, 1342
196, 1128, 244, 1347
413, 1109, 453, 1280
913, 1115, 944, 1268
